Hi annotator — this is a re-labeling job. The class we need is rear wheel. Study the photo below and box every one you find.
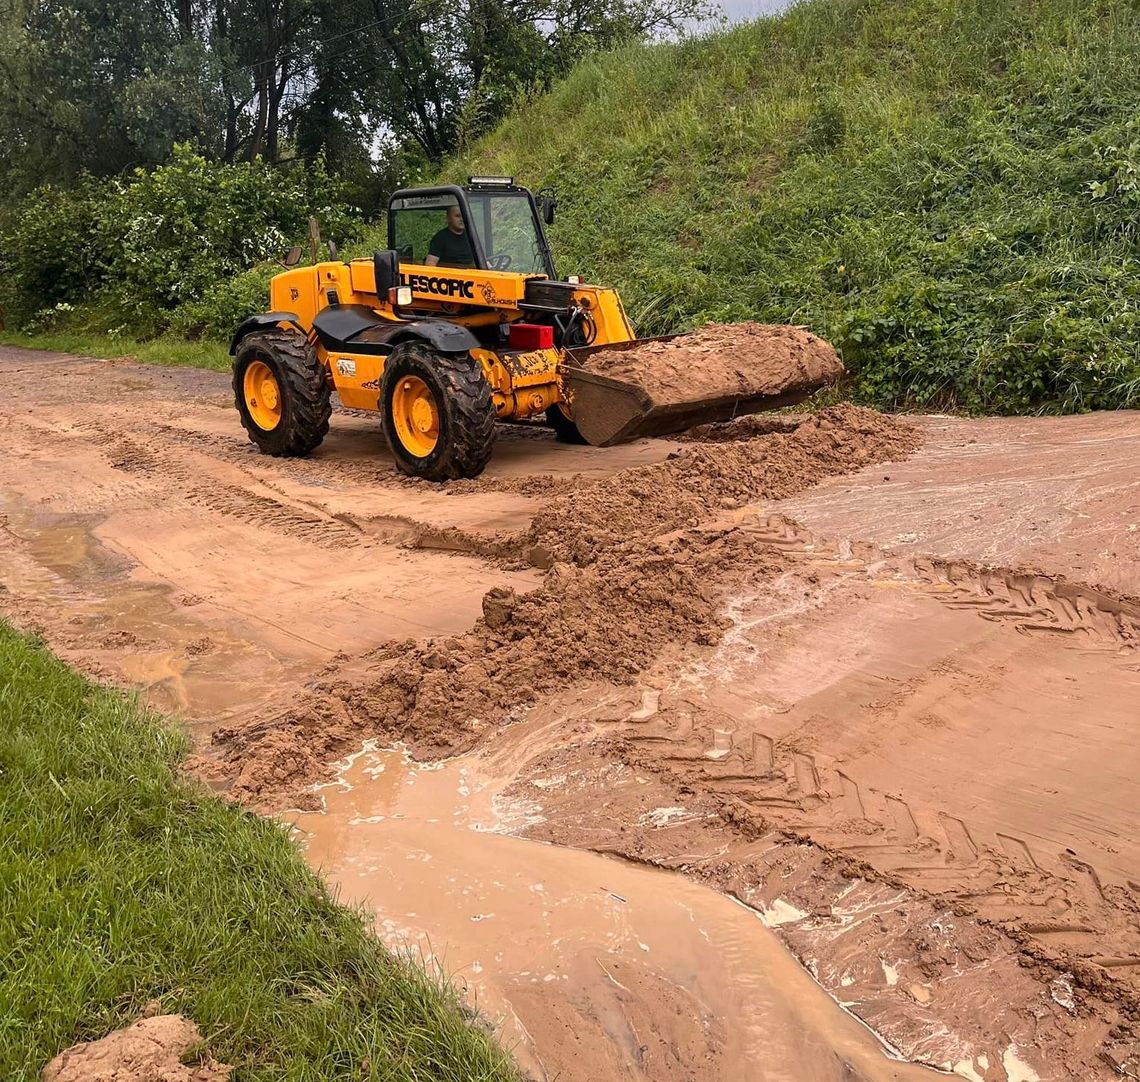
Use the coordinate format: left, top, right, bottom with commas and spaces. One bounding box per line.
233, 330, 331, 456
381, 341, 496, 480
546, 402, 588, 444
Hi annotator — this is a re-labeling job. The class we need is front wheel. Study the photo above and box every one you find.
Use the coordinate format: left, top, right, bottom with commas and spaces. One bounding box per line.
233, 330, 331, 456
546, 402, 588, 444
380, 341, 496, 481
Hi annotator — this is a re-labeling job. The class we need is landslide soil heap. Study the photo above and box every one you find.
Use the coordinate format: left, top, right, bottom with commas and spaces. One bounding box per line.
571, 323, 845, 446
202, 405, 920, 810
42, 1015, 230, 1082
528, 404, 914, 564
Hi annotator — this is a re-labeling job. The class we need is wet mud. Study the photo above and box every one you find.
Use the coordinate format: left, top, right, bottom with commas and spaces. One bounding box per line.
568, 322, 844, 445
295, 746, 941, 1082
4, 346, 1140, 1080
202, 405, 918, 807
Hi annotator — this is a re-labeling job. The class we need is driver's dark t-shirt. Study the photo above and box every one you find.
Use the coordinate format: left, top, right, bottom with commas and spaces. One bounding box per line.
428, 227, 474, 268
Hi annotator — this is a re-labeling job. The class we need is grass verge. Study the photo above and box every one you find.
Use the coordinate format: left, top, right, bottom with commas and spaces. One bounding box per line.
0, 620, 520, 1081
0, 329, 231, 372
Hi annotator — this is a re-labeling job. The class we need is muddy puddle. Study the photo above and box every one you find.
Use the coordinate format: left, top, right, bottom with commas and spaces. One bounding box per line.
292, 746, 943, 1082
0, 496, 302, 725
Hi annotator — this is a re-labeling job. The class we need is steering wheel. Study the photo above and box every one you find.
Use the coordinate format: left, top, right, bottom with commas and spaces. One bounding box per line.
486, 253, 512, 271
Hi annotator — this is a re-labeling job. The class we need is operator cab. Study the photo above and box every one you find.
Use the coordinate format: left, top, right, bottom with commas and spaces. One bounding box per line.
388, 177, 557, 279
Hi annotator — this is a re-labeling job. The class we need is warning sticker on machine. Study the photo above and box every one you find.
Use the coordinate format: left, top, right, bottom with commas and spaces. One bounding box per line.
336, 358, 357, 377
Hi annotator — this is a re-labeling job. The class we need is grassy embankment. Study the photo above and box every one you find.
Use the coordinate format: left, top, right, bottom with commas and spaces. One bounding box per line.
0, 620, 519, 1081
455, 0, 1140, 412
6, 0, 1140, 413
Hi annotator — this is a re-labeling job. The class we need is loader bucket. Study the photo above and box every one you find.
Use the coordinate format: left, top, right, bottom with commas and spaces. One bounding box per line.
561, 324, 844, 447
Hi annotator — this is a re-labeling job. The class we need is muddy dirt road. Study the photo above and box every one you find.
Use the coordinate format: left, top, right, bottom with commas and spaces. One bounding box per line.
3, 345, 1140, 1081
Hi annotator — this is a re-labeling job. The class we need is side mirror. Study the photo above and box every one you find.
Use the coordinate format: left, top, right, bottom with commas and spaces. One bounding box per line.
540, 193, 557, 225
373, 249, 400, 295
327, 240, 339, 260
282, 245, 303, 268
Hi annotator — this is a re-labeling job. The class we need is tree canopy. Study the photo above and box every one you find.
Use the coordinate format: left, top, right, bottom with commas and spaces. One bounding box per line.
0, 0, 712, 193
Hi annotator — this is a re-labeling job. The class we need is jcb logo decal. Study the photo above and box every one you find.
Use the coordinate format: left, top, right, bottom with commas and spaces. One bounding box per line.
400, 273, 474, 299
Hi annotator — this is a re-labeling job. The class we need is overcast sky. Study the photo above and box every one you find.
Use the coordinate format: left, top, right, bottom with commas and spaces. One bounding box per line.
681, 0, 791, 37
719, 0, 791, 21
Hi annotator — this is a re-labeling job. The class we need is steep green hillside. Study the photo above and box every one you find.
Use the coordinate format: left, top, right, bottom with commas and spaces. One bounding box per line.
458, 0, 1140, 412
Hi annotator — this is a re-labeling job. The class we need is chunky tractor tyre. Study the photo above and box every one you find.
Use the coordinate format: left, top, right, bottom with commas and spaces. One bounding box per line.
233, 330, 331, 456
381, 341, 496, 481
545, 402, 588, 445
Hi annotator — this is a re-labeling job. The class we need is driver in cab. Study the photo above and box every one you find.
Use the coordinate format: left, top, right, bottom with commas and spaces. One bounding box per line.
424, 205, 474, 269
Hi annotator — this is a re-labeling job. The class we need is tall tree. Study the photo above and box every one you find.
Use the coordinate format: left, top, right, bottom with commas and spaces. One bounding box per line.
299, 0, 713, 165
236, 0, 318, 162
0, 0, 710, 191
0, 0, 223, 186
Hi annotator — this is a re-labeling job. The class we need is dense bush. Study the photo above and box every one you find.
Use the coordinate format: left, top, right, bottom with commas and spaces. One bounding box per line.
0, 146, 359, 337
458, 0, 1140, 413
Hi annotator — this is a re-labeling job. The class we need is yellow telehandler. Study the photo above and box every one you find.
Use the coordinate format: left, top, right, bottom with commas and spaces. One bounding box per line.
230, 177, 839, 480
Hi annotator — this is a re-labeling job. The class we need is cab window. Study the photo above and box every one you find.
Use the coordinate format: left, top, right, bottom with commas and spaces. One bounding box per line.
389, 194, 475, 268
466, 191, 547, 275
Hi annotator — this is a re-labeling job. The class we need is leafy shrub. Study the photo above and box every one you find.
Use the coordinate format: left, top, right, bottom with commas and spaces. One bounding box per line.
0, 179, 108, 326
0, 146, 358, 335
99, 145, 358, 322
169, 264, 278, 341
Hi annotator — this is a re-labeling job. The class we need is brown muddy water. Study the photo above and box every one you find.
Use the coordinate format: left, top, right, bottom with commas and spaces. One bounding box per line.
292, 745, 944, 1082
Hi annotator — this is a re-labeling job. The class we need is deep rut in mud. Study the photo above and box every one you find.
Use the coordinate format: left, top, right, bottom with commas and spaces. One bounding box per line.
4, 346, 1140, 1080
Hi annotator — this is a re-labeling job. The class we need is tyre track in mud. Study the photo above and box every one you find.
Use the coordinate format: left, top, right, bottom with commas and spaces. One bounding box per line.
67, 416, 369, 551
498, 512, 1140, 1079
601, 515, 1140, 968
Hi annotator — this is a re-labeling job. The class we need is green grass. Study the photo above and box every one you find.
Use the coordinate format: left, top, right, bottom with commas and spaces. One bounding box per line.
0, 621, 520, 1081
455, 0, 1140, 413
0, 330, 231, 372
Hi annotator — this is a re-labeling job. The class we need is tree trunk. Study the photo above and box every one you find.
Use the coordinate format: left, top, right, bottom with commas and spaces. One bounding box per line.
266, 68, 289, 163
223, 93, 240, 162
247, 70, 270, 161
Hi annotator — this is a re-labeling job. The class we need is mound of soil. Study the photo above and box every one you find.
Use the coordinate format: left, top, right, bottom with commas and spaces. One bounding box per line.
585, 323, 844, 404
203, 406, 920, 810
41, 1015, 229, 1082
216, 528, 787, 808
528, 405, 920, 564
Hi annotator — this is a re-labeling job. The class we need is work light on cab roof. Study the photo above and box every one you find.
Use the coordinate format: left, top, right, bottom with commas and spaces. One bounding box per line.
228, 181, 843, 481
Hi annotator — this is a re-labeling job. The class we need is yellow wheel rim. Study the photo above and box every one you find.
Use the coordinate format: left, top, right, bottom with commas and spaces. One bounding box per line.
391, 376, 440, 458
244, 360, 282, 431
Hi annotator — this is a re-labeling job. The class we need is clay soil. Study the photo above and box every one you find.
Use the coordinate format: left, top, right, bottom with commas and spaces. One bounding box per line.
4, 343, 1140, 1081
41, 1014, 230, 1082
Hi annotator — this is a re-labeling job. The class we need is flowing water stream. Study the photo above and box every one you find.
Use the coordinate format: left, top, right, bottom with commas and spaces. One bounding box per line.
292, 745, 945, 1082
